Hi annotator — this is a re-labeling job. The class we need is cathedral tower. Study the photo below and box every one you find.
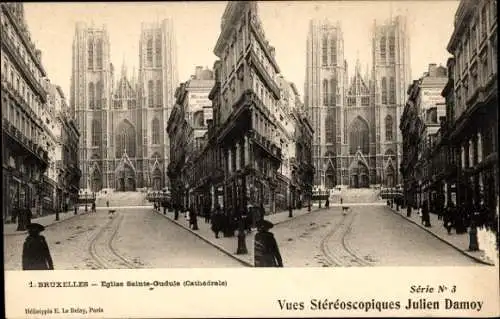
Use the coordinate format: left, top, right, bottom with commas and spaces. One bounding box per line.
372, 16, 411, 187
70, 23, 112, 190
304, 19, 346, 187
138, 19, 178, 190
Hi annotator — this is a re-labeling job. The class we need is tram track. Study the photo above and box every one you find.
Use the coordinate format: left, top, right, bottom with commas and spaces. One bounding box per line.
319, 209, 372, 267
88, 213, 140, 269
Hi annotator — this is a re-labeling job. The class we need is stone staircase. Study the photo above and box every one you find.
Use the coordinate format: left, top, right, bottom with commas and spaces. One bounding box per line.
340, 188, 381, 204
95, 191, 149, 207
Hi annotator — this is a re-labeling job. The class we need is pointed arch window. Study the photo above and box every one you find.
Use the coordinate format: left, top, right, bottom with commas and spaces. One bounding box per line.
156, 80, 162, 107
155, 34, 162, 67
96, 38, 103, 69
325, 110, 335, 144
148, 80, 154, 107
322, 79, 328, 106
389, 35, 395, 58
381, 77, 387, 104
380, 35, 386, 59
88, 82, 95, 109
91, 119, 101, 146
385, 115, 393, 141
87, 38, 94, 69
147, 37, 153, 66
349, 117, 369, 154
115, 121, 136, 158
329, 78, 336, 106
152, 118, 160, 144
389, 77, 396, 104
322, 35, 328, 66
330, 36, 337, 65
95, 81, 102, 109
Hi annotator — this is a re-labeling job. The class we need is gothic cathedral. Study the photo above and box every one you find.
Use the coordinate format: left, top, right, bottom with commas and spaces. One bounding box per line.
70, 20, 178, 192
304, 16, 411, 189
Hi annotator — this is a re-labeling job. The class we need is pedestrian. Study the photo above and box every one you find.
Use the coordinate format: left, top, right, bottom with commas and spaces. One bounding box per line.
174, 204, 179, 220
340, 197, 343, 205
22, 223, 54, 271
106, 200, 109, 208
189, 206, 198, 230
422, 200, 431, 227
254, 220, 283, 267
211, 204, 223, 238
17, 207, 32, 231
204, 204, 211, 223
443, 203, 454, 235
91, 202, 96, 213
325, 198, 330, 208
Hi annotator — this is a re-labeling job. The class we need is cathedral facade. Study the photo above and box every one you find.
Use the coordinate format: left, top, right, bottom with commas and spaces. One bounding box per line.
70, 20, 178, 192
304, 16, 411, 189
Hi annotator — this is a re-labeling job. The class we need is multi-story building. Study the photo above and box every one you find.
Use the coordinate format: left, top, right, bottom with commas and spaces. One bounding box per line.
273, 76, 296, 210
304, 16, 411, 189
1, 3, 50, 221
290, 105, 315, 209
40, 79, 61, 216
400, 64, 448, 207
45, 83, 81, 213
167, 66, 214, 210
444, 0, 497, 222
212, 1, 283, 215
71, 19, 178, 193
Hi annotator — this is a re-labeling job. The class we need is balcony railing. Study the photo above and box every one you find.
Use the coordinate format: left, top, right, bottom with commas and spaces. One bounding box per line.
4, 120, 49, 164
0, 28, 47, 103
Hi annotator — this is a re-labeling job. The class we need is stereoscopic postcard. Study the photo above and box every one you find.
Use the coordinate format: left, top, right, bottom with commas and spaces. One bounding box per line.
2, 0, 499, 318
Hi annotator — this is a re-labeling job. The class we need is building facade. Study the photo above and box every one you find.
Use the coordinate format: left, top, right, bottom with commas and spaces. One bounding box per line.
45, 83, 81, 213
1, 3, 50, 221
167, 66, 215, 210
444, 0, 497, 226
304, 17, 411, 189
212, 1, 283, 215
400, 64, 448, 208
71, 19, 178, 193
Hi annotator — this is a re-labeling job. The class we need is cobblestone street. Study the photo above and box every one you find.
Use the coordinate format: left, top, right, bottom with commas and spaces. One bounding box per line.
274, 205, 484, 267
3, 208, 243, 270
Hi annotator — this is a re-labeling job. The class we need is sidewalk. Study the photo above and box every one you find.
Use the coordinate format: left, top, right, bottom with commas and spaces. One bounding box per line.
3, 209, 86, 237
388, 205, 496, 266
154, 206, 319, 267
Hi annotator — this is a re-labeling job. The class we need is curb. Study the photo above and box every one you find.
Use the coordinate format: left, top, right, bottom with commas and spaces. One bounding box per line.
387, 206, 495, 266
153, 210, 253, 267
3, 212, 87, 237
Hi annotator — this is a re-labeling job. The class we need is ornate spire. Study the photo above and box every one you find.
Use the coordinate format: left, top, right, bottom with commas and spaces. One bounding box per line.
355, 51, 361, 75
121, 55, 127, 79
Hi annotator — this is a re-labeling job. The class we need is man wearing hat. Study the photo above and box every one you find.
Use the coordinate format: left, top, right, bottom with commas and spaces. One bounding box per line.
254, 220, 283, 267
22, 223, 54, 271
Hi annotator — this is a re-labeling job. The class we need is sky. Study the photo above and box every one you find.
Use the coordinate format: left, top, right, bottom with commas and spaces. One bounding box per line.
23, 1, 459, 100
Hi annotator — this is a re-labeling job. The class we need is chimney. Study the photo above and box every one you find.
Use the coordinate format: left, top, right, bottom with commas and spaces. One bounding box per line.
428, 63, 437, 76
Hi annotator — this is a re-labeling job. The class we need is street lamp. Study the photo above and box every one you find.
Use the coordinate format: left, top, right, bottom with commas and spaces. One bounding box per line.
236, 176, 248, 255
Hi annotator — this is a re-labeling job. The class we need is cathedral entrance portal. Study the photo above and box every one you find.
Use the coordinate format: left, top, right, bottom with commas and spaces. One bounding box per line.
349, 161, 369, 188
115, 162, 136, 192
325, 160, 336, 189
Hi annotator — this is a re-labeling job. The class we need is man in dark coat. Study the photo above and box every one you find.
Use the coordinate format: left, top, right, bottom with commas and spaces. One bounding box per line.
254, 220, 283, 267
22, 223, 54, 271
211, 204, 223, 238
